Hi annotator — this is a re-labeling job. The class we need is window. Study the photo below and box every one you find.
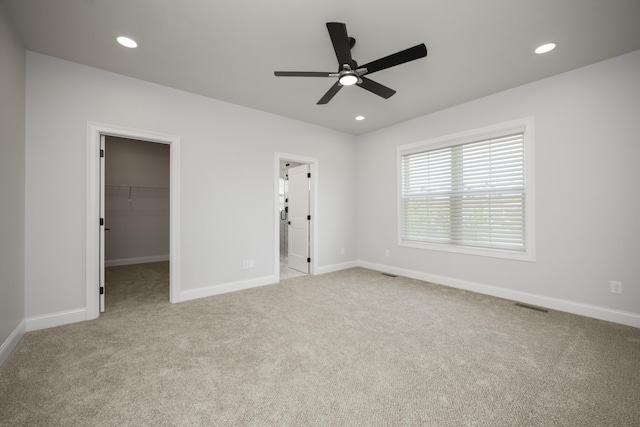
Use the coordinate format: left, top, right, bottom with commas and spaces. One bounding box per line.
398, 118, 535, 261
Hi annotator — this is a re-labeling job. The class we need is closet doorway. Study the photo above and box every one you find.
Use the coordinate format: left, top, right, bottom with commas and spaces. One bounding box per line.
86, 122, 180, 320
101, 136, 170, 312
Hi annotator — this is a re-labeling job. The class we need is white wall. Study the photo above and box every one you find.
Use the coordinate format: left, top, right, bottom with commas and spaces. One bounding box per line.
21, 47, 640, 329
357, 50, 640, 325
105, 137, 170, 265
25, 52, 358, 322
0, 4, 26, 364
105, 136, 170, 188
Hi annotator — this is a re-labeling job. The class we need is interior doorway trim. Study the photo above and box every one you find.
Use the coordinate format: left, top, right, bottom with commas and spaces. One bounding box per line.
274, 153, 318, 282
86, 122, 181, 319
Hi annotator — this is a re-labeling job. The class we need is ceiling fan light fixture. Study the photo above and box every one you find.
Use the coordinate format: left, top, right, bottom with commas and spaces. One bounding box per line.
339, 74, 358, 86
535, 42, 556, 54
274, 22, 428, 104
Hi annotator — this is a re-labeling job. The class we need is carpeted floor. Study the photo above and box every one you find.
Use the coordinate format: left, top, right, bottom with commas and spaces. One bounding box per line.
1, 262, 639, 426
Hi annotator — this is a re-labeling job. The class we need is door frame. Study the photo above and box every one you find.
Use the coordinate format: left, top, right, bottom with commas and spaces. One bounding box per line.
274, 153, 318, 281
86, 122, 181, 319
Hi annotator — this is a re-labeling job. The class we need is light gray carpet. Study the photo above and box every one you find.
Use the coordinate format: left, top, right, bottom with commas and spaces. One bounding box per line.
1, 263, 639, 426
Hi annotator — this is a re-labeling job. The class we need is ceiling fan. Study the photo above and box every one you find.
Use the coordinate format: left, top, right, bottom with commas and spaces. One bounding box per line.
274, 22, 427, 104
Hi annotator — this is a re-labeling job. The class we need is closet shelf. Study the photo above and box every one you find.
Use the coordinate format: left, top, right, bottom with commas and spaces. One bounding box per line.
106, 185, 169, 192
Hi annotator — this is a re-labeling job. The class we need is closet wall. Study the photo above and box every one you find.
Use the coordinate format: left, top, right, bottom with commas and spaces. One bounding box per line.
105, 136, 170, 266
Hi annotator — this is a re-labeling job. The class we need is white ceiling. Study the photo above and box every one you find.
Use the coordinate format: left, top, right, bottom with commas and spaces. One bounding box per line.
3, 0, 640, 135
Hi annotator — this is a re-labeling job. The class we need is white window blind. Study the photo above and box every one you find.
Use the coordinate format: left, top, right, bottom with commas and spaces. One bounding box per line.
401, 132, 526, 252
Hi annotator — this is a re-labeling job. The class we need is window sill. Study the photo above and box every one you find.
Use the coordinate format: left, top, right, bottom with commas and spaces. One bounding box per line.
399, 239, 536, 262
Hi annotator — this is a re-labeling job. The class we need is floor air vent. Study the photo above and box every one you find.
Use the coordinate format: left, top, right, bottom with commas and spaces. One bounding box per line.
381, 273, 397, 278
515, 303, 548, 313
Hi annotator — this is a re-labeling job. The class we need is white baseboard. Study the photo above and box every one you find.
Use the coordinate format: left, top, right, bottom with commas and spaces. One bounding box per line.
178, 275, 278, 303
315, 261, 359, 275
105, 255, 170, 267
25, 308, 88, 332
179, 262, 360, 303
0, 320, 25, 367
358, 261, 640, 328
22, 261, 637, 335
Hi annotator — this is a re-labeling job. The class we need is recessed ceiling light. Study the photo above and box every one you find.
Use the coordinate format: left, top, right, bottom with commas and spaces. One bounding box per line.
355, 115, 365, 121
117, 36, 138, 49
535, 42, 556, 54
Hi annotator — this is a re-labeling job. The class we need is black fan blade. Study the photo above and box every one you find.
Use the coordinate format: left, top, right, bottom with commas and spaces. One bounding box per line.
274, 71, 334, 77
326, 22, 353, 67
317, 81, 343, 104
358, 76, 396, 99
360, 43, 427, 75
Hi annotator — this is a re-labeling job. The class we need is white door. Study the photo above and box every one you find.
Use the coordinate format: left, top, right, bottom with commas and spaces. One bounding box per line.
99, 135, 106, 312
287, 164, 310, 273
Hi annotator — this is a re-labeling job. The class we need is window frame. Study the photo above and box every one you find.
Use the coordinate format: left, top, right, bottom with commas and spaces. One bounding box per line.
397, 117, 536, 262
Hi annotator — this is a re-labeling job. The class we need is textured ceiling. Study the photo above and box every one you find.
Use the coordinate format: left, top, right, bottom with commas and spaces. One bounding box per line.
3, 0, 640, 135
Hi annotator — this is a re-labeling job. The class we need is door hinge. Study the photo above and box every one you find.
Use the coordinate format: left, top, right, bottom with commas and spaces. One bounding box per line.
99, 286, 104, 295
307, 258, 311, 263
307, 215, 311, 220
307, 172, 311, 178
100, 149, 104, 158
100, 218, 104, 226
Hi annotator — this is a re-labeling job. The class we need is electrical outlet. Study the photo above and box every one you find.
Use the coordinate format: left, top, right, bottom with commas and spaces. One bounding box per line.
341, 247, 345, 255
243, 260, 249, 269
610, 281, 622, 294
249, 259, 255, 268
385, 249, 390, 257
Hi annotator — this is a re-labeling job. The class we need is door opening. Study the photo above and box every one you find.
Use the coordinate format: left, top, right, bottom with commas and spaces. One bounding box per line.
86, 122, 181, 320
101, 136, 171, 312
275, 154, 317, 281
